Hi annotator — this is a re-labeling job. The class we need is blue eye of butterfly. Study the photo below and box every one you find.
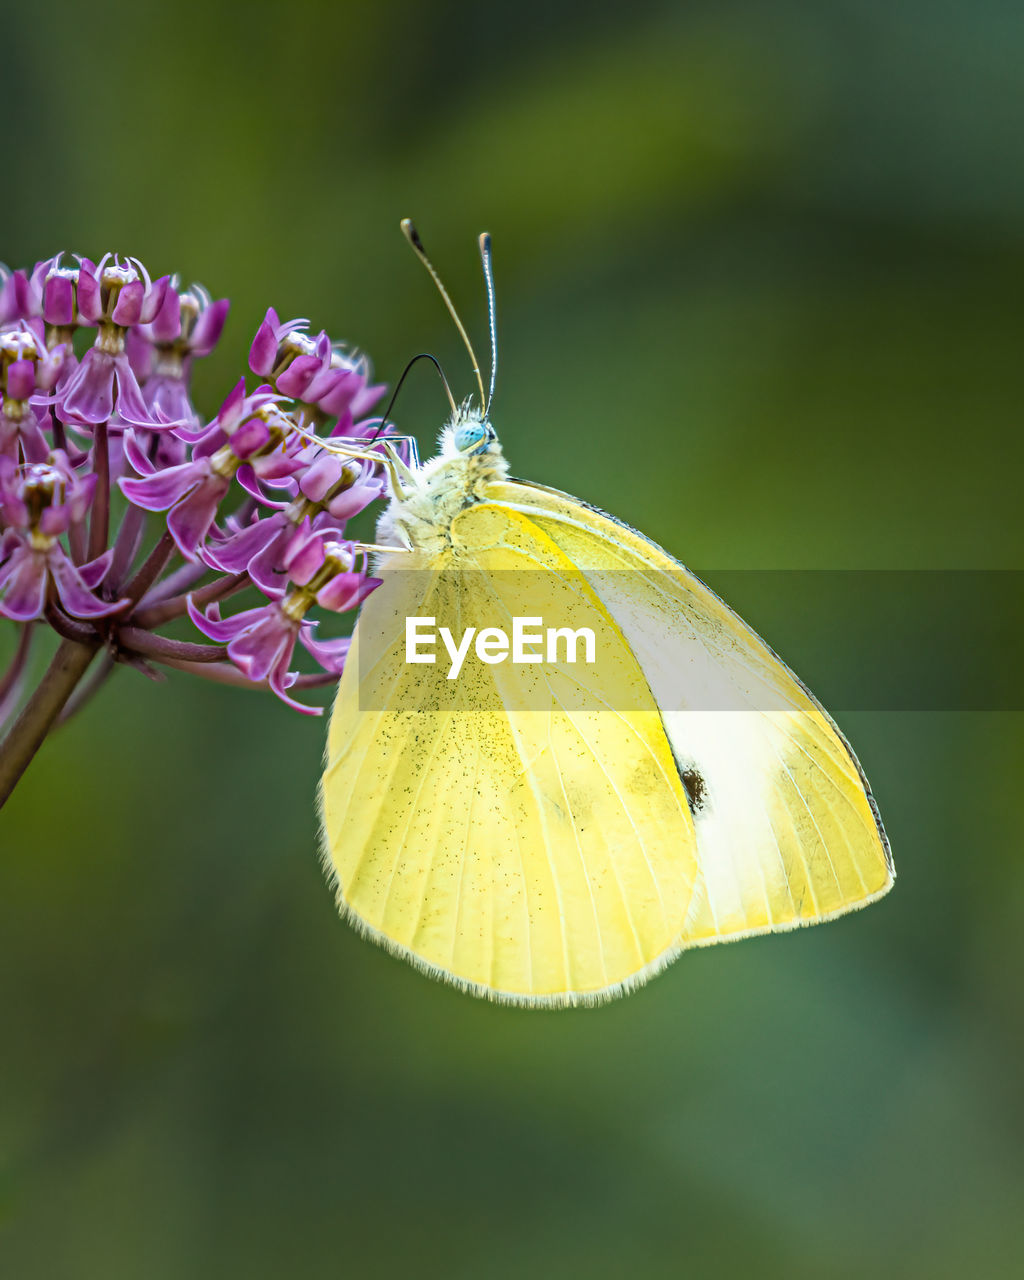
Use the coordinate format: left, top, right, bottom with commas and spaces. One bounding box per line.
454, 420, 496, 454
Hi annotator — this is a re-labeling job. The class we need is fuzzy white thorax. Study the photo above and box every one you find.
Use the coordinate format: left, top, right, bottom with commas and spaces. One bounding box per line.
376, 414, 509, 556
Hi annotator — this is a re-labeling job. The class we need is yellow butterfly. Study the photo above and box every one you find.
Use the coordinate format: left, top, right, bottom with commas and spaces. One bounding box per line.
318, 223, 893, 1007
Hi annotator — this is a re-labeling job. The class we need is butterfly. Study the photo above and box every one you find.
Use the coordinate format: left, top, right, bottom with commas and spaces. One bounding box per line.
317, 223, 893, 1007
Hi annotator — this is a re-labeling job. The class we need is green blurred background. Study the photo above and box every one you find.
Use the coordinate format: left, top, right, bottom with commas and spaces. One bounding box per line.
2, 0, 1023, 1276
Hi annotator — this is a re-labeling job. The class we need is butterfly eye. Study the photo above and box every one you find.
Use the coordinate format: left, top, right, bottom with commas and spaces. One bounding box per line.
454, 421, 491, 453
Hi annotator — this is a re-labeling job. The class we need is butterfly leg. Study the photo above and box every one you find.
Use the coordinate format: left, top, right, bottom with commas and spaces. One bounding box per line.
380, 440, 418, 490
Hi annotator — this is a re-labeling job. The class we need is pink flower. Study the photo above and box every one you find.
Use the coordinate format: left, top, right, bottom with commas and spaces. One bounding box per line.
0, 454, 126, 621
75, 255, 169, 327
119, 383, 303, 558
127, 280, 230, 431
188, 522, 378, 710
56, 255, 174, 431
0, 327, 62, 461
203, 455, 385, 594
0, 246, 392, 739
249, 308, 385, 425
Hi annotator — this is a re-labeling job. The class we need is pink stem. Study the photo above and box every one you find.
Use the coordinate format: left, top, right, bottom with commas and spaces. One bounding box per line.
160, 657, 339, 691
116, 627, 227, 663
88, 420, 110, 562
133, 572, 249, 630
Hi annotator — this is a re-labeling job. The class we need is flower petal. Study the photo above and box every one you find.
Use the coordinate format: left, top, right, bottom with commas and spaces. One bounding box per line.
316, 572, 380, 613
188, 597, 267, 642
0, 407, 50, 463
201, 511, 285, 575
111, 279, 144, 326
7, 358, 36, 401
282, 532, 324, 586
125, 327, 154, 381
190, 297, 230, 356
139, 275, 170, 325
57, 348, 115, 425
249, 315, 278, 376
113, 355, 172, 429
0, 544, 47, 620
350, 383, 387, 418
313, 371, 362, 417
120, 458, 205, 510
121, 428, 158, 477
148, 286, 181, 342
50, 547, 126, 618
166, 474, 230, 557
228, 416, 271, 459
79, 548, 114, 590
42, 274, 75, 326
76, 262, 102, 323
276, 354, 321, 398
226, 608, 295, 682
324, 480, 384, 522
144, 375, 199, 431
299, 625, 350, 673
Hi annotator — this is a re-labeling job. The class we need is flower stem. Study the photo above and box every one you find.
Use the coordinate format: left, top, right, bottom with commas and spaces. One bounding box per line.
160, 657, 339, 691
57, 653, 115, 726
0, 624, 35, 729
135, 558, 206, 610
117, 628, 227, 663
0, 637, 100, 809
45, 607, 99, 645
88, 421, 110, 561
0, 624, 34, 703
133, 572, 248, 629
122, 531, 175, 606
109, 504, 147, 589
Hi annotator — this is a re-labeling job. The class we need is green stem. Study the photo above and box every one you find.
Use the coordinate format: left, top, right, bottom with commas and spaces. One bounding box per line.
0, 637, 100, 809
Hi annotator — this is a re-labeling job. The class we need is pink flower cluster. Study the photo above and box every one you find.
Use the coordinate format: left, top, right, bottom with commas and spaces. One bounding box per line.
0, 252, 394, 713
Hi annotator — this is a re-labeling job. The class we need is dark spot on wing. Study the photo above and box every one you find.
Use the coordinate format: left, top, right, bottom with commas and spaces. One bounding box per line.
680, 768, 707, 813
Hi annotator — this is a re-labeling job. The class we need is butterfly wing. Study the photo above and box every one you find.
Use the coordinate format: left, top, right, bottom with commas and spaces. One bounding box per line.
487, 479, 894, 947
320, 502, 699, 1005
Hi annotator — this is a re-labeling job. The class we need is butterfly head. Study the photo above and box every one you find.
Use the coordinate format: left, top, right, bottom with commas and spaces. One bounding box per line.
434, 406, 507, 482
453, 416, 498, 456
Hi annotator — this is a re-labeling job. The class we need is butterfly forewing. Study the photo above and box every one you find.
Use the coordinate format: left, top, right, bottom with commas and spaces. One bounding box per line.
320, 502, 699, 1005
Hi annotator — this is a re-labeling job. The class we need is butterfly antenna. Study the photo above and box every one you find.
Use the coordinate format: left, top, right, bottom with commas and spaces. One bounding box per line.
366, 352, 457, 443
401, 218, 487, 416
479, 231, 497, 415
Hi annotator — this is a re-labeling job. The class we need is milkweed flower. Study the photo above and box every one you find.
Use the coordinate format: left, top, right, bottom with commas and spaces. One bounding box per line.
204, 453, 386, 594
0, 454, 124, 621
249, 308, 386, 430
119, 382, 305, 558
189, 524, 379, 713
0, 249, 396, 805
128, 279, 230, 430
1, 326, 61, 461
56, 256, 172, 430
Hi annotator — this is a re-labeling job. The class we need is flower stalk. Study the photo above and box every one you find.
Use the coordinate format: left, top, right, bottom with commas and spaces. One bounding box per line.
0, 637, 100, 806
